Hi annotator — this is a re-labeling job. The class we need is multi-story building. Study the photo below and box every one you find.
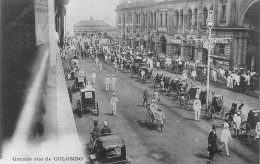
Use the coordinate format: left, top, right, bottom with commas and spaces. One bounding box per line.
74, 17, 116, 39
116, 0, 260, 70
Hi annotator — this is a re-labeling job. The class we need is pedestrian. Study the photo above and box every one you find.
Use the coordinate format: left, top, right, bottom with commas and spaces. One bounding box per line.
212, 69, 217, 82
181, 70, 188, 82
91, 70, 96, 85
111, 93, 118, 116
110, 74, 117, 91
143, 88, 148, 106
219, 122, 232, 157
99, 62, 103, 73
68, 87, 73, 103
191, 69, 197, 83
153, 89, 160, 104
95, 56, 99, 67
156, 60, 160, 70
233, 113, 242, 136
193, 95, 201, 121
104, 74, 110, 91
100, 121, 111, 134
157, 108, 166, 133
149, 99, 158, 119
208, 125, 218, 161
114, 60, 117, 72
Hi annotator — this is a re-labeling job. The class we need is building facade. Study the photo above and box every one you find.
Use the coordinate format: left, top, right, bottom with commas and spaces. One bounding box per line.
74, 17, 116, 39
116, 0, 260, 70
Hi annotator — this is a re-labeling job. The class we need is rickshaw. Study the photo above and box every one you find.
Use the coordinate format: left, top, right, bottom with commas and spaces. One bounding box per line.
123, 60, 132, 72
159, 57, 165, 69
161, 76, 171, 95
196, 64, 207, 84
140, 67, 153, 83
164, 57, 172, 71
208, 94, 226, 120
239, 109, 260, 142
131, 57, 143, 78
172, 59, 184, 74
79, 86, 99, 116
88, 134, 130, 164
153, 73, 164, 88
72, 74, 87, 92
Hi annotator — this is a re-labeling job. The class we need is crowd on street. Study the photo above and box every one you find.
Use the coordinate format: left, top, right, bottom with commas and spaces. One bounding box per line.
62, 36, 259, 162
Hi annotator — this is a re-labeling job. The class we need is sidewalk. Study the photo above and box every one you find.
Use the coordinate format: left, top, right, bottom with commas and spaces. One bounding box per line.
152, 67, 259, 119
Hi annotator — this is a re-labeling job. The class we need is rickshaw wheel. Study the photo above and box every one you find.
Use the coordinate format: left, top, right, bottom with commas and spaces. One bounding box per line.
240, 121, 251, 136
208, 106, 215, 120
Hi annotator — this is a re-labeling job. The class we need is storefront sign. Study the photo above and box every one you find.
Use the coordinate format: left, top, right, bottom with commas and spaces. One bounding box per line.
157, 27, 168, 33
170, 39, 182, 44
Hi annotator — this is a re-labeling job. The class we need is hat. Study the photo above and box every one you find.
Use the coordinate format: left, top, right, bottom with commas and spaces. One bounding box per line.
113, 74, 115, 77
113, 93, 116, 96
106, 74, 109, 77
212, 125, 216, 130
103, 121, 108, 126
152, 99, 156, 103
224, 122, 229, 128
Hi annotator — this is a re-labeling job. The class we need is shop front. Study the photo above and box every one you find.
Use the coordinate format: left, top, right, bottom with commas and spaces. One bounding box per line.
170, 39, 182, 57
183, 42, 195, 61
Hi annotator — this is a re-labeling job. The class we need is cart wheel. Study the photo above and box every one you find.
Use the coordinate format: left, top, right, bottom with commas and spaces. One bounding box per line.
185, 94, 190, 109
208, 106, 215, 120
240, 121, 251, 136
246, 129, 256, 143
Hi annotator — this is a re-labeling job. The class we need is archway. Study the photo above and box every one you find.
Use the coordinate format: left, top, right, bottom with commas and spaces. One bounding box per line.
242, 1, 260, 71
160, 35, 167, 54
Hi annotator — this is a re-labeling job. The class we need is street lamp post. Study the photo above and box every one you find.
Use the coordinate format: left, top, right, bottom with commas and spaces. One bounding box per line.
193, 10, 231, 112
205, 10, 214, 112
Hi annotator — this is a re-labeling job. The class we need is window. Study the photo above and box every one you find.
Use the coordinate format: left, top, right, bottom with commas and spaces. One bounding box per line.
220, 4, 227, 23
175, 10, 179, 27
180, 10, 183, 28
202, 8, 208, 26
219, 44, 225, 55
154, 13, 156, 27
188, 9, 192, 26
160, 13, 163, 26
194, 8, 198, 27
165, 13, 168, 26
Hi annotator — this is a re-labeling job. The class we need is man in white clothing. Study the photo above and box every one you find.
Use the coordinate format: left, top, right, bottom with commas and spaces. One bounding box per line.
110, 74, 117, 91
91, 71, 96, 85
219, 122, 232, 157
104, 74, 110, 91
193, 95, 201, 121
111, 93, 118, 116
149, 99, 158, 119
233, 113, 242, 136
157, 108, 166, 133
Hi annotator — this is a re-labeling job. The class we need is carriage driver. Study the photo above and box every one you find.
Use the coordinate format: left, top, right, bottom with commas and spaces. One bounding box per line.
150, 99, 158, 119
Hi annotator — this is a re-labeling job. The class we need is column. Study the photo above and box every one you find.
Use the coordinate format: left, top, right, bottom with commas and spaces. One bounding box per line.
242, 37, 247, 65
162, 11, 165, 27
231, 37, 237, 67
237, 37, 243, 65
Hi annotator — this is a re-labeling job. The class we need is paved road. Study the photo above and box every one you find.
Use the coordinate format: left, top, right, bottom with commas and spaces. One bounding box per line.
66, 58, 258, 164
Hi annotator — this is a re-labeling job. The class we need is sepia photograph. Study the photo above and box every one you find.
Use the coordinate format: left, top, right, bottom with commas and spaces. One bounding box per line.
0, 0, 259, 163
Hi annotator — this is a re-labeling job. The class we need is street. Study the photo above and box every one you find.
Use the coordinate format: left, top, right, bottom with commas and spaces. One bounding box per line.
66, 58, 258, 164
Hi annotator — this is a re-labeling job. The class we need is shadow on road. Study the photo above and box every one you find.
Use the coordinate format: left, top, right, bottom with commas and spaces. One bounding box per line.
137, 120, 158, 131
105, 113, 115, 116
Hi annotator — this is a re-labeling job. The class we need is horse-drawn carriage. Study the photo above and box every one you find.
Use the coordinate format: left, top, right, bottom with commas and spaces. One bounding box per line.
207, 94, 226, 119
72, 74, 87, 92
77, 86, 99, 117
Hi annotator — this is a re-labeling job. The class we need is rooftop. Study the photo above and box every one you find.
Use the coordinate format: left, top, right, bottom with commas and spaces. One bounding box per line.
75, 17, 110, 27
